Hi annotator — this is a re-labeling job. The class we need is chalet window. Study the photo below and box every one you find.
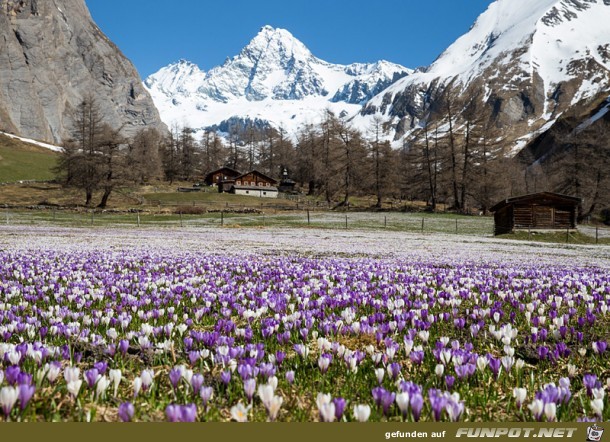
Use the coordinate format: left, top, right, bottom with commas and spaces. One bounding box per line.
246, 191, 250, 194
251, 181, 256, 186
266, 183, 270, 187
263, 192, 267, 196
259, 182, 263, 187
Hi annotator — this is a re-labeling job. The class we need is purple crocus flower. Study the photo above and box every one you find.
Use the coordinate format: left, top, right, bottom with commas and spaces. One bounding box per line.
169, 368, 182, 389
188, 351, 200, 366
409, 351, 424, 365
5, 366, 20, 385
445, 375, 456, 389
593, 341, 608, 354
487, 356, 501, 378
180, 404, 197, 422
259, 363, 276, 379
84, 368, 100, 389
333, 397, 347, 420
455, 365, 470, 380
166, 404, 181, 422
285, 371, 295, 385
410, 393, 424, 422
118, 402, 135, 422
538, 346, 549, 360
238, 364, 254, 380
191, 374, 204, 395
429, 389, 448, 421
199, 386, 213, 407
220, 371, 231, 385
583, 374, 602, 397
372, 387, 384, 407
118, 340, 129, 356
93, 361, 108, 375
388, 362, 401, 381
17, 372, 32, 386
377, 389, 395, 416
18, 384, 35, 411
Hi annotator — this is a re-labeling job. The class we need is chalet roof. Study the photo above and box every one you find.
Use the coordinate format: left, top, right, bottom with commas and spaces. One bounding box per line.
235, 170, 278, 184
204, 167, 242, 179
491, 192, 581, 212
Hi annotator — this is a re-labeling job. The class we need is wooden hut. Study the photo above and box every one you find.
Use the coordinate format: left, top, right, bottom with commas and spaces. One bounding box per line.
230, 170, 279, 199
491, 192, 581, 235
203, 167, 242, 187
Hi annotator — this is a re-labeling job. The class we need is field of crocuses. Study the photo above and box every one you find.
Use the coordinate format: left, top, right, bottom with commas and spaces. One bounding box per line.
1, 225, 610, 422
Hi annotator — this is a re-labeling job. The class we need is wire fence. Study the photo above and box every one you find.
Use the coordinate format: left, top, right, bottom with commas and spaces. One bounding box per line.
2, 208, 609, 243
2, 208, 494, 235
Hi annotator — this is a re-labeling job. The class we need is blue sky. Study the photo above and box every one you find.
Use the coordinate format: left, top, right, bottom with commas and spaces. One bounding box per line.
87, 0, 494, 78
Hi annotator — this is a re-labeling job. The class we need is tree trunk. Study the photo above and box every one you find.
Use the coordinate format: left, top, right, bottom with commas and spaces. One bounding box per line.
98, 187, 112, 209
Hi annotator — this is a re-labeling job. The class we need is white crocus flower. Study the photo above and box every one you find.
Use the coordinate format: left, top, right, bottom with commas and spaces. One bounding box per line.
64, 366, 80, 383
95, 376, 110, 400
109, 369, 122, 397
67, 380, 83, 398
591, 398, 604, 417
257, 384, 275, 409
267, 396, 283, 421
316, 392, 332, 411
0, 386, 19, 416
268, 376, 278, 392
133, 377, 142, 397
396, 392, 410, 417
353, 404, 371, 422
544, 403, 557, 422
230, 402, 250, 422
476, 356, 489, 372
435, 364, 445, 377
513, 388, 527, 408
375, 368, 385, 384
319, 402, 336, 422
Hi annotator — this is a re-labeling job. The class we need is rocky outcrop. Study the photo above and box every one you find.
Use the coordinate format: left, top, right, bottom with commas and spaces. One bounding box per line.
0, 0, 166, 144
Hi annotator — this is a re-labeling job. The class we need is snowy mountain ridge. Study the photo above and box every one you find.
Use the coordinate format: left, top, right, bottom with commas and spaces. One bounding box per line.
356, 0, 610, 151
144, 26, 411, 136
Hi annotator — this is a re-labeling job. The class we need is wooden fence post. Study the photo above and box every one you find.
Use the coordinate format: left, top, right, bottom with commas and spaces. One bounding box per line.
596, 227, 599, 244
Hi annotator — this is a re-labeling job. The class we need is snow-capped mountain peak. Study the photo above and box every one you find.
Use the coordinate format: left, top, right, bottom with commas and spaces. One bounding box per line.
144, 59, 206, 97
145, 25, 411, 137
203, 25, 327, 102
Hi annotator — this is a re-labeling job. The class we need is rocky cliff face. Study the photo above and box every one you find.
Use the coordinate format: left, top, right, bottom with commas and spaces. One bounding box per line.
0, 0, 166, 144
